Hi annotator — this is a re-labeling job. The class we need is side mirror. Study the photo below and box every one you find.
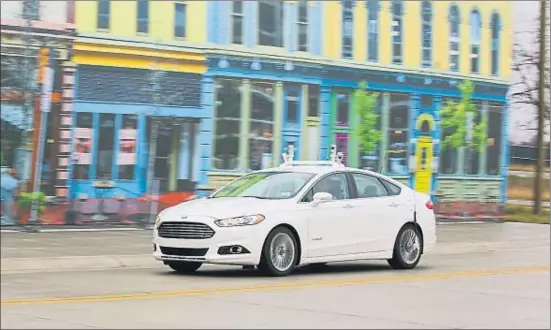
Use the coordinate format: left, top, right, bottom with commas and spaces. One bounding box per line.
311, 192, 333, 206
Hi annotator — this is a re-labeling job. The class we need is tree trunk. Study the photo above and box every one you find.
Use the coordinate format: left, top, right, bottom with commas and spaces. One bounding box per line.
533, 0, 547, 215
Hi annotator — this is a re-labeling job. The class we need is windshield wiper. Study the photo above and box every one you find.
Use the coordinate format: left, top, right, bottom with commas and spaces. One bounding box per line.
241, 196, 270, 199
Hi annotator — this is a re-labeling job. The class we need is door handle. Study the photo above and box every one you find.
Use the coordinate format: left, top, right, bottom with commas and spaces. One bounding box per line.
389, 202, 399, 208
343, 204, 354, 209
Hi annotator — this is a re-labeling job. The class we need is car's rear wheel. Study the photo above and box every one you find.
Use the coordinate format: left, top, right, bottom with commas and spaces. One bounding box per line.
258, 227, 298, 277
387, 224, 422, 270
166, 261, 202, 273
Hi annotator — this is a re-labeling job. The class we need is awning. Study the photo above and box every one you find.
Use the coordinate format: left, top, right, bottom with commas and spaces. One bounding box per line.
0, 103, 32, 131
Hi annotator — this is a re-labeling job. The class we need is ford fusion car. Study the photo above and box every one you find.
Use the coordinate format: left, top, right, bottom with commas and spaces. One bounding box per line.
153, 146, 436, 277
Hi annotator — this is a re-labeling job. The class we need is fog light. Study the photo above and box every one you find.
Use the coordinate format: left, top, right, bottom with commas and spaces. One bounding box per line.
217, 245, 250, 255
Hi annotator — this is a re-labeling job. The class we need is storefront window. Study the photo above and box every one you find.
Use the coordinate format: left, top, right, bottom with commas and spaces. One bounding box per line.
286, 89, 299, 123
359, 95, 381, 171
250, 82, 275, 170
118, 114, 137, 180
439, 98, 458, 174
308, 85, 320, 117
95, 114, 115, 179
465, 100, 482, 175
336, 92, 349, 126
213, 79, 241, 170
386, 93, 410, 175
486, 102, 502, 175
73, 112, 93, 180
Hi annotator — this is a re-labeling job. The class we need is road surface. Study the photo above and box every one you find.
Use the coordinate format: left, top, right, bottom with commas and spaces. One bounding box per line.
1, 222, 549, 329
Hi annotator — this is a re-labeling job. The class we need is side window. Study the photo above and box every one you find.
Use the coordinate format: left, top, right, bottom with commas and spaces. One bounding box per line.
312, 173, 350, 200
380, 179, 401, 196
352, 173, 388, 198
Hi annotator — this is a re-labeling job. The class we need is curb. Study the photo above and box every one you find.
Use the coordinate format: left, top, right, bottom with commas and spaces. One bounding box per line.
1, 254, 158, 274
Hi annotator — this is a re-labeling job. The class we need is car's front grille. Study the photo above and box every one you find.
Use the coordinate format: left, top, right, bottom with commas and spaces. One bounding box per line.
158, 221, 215, 239
159, 246, 209, 256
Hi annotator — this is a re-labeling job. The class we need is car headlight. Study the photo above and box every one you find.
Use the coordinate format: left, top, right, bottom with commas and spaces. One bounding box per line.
214, 214, 265, 227
155, 215, 162, 229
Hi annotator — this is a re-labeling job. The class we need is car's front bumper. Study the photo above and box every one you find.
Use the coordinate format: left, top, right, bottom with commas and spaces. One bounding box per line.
153, 224, 266, 266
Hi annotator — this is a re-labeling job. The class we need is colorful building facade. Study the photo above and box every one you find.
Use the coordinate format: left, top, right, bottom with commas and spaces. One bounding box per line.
68, 0, 513, 206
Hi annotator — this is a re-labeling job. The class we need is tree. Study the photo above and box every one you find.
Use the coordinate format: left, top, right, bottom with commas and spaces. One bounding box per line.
440, 80, 488, 174
511, 1, 550, 215
353, 81, 381, 166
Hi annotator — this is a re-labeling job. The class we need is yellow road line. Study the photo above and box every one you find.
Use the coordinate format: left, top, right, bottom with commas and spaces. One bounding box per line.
1, 265, 548, 306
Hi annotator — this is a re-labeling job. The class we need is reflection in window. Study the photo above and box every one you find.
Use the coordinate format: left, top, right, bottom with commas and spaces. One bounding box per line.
391, 0, 403, 65
336, 92, 349, 126
449, 4, 460, 71
174, 3, 186, 38
118, 114, 137, 180
359, 96, 381, 171
213, 79, 241, 170
421, 1, 432, 68
341, 0, 354, 58
490, 12, 501, 76
487, 103, 502, 175
465, 101, 482, 175
250, 82, 275, 170
97, 0, 110, 29
258, 0, 284, 47
232, 1, 244, 44
137, 0, 149, 33
74, 112, 93, 180
353, 174, 388, 198
308, 85, 320, 117
439, 98, 458, 174
286, 89, 299, 123
22, 0, 39, 20
298, 0, 308, 52
386, 93, 409, 175
96, 114, 115, 179
470, 9, 481, 73
367, 0, 379, 61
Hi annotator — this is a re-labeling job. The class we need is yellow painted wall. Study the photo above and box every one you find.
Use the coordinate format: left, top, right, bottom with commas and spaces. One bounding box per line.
75, 0, 207, 44
322, 0, 512, 80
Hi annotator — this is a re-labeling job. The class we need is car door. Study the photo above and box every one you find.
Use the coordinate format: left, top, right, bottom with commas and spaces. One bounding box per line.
302, 173, 360, 258
348, 173, 401, 252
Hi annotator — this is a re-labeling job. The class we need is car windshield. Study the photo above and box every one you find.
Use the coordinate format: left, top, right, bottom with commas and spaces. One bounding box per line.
211, 171, 315, 200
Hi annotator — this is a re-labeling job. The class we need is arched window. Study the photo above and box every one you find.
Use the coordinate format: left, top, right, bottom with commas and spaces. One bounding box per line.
448, 4, 460, 71
421, 1, 432, 68
469, 8, 481, 74
490, 12, 501, 76
367, 0, 379, 61
391, 0, 403, 65
342, 0, 354, 58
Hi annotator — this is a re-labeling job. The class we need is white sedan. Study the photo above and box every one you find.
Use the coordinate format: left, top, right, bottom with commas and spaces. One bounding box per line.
153, 159, 436, 277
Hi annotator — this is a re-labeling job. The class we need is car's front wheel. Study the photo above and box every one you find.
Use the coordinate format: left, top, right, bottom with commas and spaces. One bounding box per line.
166, 261, 202, 273
258, 227, 298, 277
387, 224, 423, 270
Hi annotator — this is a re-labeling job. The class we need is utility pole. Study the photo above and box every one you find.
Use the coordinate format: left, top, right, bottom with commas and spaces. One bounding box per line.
20, 0, 39, 188
534, 0, 547, 215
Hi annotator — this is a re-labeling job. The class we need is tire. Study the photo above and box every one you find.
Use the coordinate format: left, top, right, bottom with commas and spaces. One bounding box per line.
387, 224, 423, 270
166, 261, 202, 273
258, 227, 299, 277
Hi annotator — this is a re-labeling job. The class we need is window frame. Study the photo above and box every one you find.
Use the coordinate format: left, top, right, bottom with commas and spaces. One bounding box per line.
137, 0, 149, 34
97, 0, 110, 30
299, 172, 355, 203
341, 0, 354, 59
257, 0, 284, 48
490, 12, 501, 76
174, 2, 187, 39
448, 4, 460, 72
420, 1, 433, 68
297, 0, 308, 52
367, 0, 379, 62
391, 0, 404, 65
349, 172, 392, 200
231, 0, 244, 45
469, 8, 482, 74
